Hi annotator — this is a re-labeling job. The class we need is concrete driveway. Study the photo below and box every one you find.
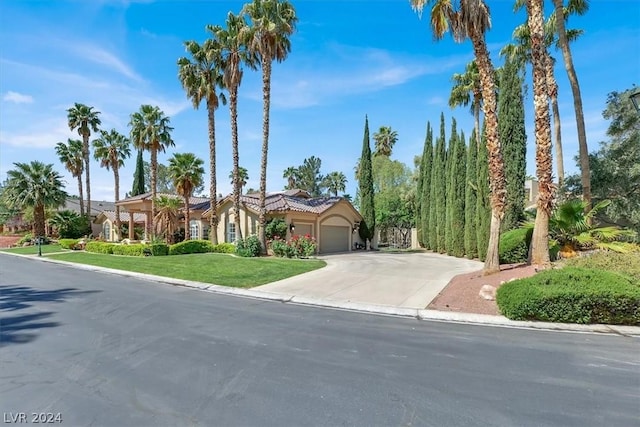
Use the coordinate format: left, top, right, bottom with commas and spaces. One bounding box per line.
256, 251, 483, 309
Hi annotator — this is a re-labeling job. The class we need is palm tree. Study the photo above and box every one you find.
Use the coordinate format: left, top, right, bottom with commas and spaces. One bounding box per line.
92, 129, 131, 241
322, 171, 347, 196
67, 103, 101, 218
4, 161, 67, 238
411, 0, 506, 274
154, 195, 182, 244
129, 105, 175, 237
168, 153, 205, 241
55, 139, 85, 217
243, 0, 298, 253
48, 210, 81, 239
449, 60, 482, 149
525, 0, 555, 267
552, 0, 591, 211
178, 36, 227, 245
283, 166, 298, 189
373, 126, 398, 157
211, 13, 257, 241
229, 167, 249, 194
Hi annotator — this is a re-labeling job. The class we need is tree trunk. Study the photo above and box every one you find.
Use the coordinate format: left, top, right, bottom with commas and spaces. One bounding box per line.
230, 87, 243, 242
471, 34, 505, 275
77, 175, 85, 219
34, 203, 46, 238
207, 100, 219, 245
473, 100, 481, 150
258, 57, 272, 255
545, 52, 565, 189
528, 0, 553, 268
553, 0, 591, 211
83, 133, 91, 220
184, 195, 191, 241
114, 165, 121, 241
150, 147, 158, 240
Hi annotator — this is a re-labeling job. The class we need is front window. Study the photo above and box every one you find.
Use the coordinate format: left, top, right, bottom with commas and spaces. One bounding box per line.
227, 222, 236, 243
190, 220, 199, 240
103, 222, 111, 241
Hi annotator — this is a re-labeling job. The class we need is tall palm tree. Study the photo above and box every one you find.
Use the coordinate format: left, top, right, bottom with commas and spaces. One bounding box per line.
92, 129, 131, 241
4, 161, 67, 238
154, 195, 182, 244
178, 36, 227, 245
168, 153, 205, 241
411, 0, 506, 274
552, 0, 591, 211
373, 126, 399, 157
322, 171, 347, 197
67, 103, 101, 218
210, 13, 257, 241
449, 60, 482, 149
283, 166, 299, 189
55, 138, 85, 217
526, 0, 554, 267
243, 0, 298, 253
229, 167, 249, 194
129, 105, 175, 237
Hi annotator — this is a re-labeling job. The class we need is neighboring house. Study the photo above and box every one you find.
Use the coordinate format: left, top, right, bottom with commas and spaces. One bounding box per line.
94, 211, 147, 242
62, 198, 116, 237
525, 179, 539, 211
201, 189, 364, 254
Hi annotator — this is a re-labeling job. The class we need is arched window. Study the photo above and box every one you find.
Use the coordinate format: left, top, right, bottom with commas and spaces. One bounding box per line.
190, 220, 199, 240
103, 222, 111, 241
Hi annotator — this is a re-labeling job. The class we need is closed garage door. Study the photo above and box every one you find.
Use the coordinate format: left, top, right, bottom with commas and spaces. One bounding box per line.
320, 225, 350, 253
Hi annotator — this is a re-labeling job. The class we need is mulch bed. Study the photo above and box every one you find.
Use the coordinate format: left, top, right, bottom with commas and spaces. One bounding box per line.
428, 263, 539, 316
0, 235, 22, 248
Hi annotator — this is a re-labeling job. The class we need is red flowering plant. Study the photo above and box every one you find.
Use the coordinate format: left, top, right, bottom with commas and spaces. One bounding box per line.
270, 234, 317, 258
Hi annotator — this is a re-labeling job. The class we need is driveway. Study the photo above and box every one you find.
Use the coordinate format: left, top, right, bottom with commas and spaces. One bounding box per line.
256, 251, 483, 309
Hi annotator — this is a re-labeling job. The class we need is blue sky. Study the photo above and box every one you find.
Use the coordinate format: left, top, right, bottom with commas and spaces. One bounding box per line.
1, 0, 639, 201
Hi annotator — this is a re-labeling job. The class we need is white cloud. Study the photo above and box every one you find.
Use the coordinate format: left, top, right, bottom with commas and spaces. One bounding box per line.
3, 91, 33, 104
71, 43, 143, 82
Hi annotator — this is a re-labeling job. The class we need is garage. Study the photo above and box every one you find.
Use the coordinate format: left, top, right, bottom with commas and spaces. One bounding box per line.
320, 225, 350, 253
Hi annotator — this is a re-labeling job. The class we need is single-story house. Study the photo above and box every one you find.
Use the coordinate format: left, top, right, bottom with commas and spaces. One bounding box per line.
94, 210, 147, 242
201, 189, 364, 254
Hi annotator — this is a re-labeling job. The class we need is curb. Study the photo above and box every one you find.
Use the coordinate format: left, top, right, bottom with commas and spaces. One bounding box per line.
3, 251, 639, 337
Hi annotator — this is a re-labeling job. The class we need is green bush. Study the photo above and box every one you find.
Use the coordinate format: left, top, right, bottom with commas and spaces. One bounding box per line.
565, 252, 640, 283
499, 228, 532, 264
149, 243, 169, 256
270, 235, 317, 258
169, 239, 213, 255
59, 239, 80, 250
112, 244, 145, 256
18, 233, 33, 245
85, 241, 116, 254
212, 243, 235, 254
265, 218, 288, 241
236, 235, 262, 257
271, 238, 295, 258
496, 267, 640, 325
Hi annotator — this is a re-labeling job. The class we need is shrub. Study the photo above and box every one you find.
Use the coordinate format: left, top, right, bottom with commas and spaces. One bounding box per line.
496, 267, 640, 325
85, 241, 116, 254
270, 234, 317, 258
18, 233, 33, 245
169, 239, 213, 255
112, 244, 145, 256
212, 243, 235, 254
236, 235, 262, 257
149, 243, 169, 256
59, 239, 80, 250
565, 252, 640, 283
265, 218, 288, 241
271, 237, 294, 258
499, 228, 532, 264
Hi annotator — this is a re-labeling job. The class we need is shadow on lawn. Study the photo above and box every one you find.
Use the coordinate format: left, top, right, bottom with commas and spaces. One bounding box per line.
0, 285, 101, 346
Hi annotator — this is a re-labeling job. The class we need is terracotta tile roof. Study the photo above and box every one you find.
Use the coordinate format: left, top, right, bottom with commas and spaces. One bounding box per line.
239, 193, 344, 214
118, 192, 208, 206
96, 210, 147, 223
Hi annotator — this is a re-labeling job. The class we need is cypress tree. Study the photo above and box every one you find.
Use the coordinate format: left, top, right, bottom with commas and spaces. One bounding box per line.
448, 128, 467, 257
420, 123, 433, 249
131, 150, 145, 197
464, 128, 478, 259
358, 115, 375, 249
499, 57, 527, 231
476, 124, 491, 261
434, 113, 447, 253
445, 118, 458, 254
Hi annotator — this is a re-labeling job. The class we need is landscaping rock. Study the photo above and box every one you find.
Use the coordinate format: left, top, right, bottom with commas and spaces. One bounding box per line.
479, 285, 497, 301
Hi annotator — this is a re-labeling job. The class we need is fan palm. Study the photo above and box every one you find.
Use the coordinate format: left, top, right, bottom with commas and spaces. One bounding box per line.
154, 195, 182, 244
129, 105, 175, 237
4, 161, 67, 237
168, 153, 205, 241
229, 167, 249, 194
449, 60, 482, 149
93, 129, 131, 241
411, 0, 506, 274
210, 13, 257, 241
373, 126, 398, 157
178, 36, 227, 244
322, 172, 347, 197
243, 0, 298, 253
67, 103, 101, 218
283, 166, 299, 189
48, 210, 81, 239
55, 138, 85, 217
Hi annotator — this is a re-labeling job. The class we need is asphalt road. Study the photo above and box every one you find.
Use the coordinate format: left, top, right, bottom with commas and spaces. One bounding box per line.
1, 255, 639, 427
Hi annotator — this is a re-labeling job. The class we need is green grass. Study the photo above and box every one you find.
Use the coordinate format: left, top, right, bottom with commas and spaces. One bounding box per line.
0, 244, 67, 255
46, 252, 326, 288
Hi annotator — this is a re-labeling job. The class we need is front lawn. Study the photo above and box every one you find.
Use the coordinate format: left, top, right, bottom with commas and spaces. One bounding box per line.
46, 252, 326, 288
0, 244, 66, 255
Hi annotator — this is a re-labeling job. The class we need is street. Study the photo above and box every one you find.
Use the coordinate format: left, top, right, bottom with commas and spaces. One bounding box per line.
1, 255, 639, 426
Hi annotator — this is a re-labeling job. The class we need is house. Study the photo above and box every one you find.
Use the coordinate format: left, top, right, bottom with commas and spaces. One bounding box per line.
62, 198, 116, 236
525, 179, 539, 210
201, 189, 364, 254
94, 210, 147, 241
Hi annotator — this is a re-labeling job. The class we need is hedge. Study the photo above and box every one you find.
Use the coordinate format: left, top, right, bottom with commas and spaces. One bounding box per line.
212, 243, 235, 254
85, 241, 117, 254
496, 267, 640, 325
499, 228, 532, 264
566, 252, 640, 284
169, 240, 214, 255
59, 239, 80, 250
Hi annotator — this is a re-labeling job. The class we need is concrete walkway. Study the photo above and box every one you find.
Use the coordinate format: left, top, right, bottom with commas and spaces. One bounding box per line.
257, 251, 482, 309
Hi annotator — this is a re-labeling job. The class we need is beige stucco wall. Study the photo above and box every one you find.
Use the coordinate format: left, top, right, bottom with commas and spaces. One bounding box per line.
215, 201, 260, 243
